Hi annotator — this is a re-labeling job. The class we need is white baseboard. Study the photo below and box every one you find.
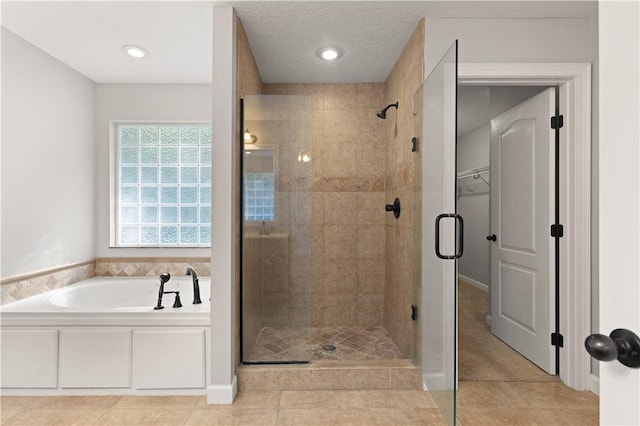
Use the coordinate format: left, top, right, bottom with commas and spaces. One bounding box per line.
458, 274, 489, 292
206, 375, 237, 404
589, 374, 599, 396
485, 315, 492, 326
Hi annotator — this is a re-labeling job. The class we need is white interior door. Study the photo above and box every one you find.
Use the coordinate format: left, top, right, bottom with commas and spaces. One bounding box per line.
490, 88, 555, 374
598, 2, 640, 424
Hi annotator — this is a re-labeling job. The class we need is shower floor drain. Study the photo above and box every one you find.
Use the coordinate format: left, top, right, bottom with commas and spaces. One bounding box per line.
322, 344, 336, 352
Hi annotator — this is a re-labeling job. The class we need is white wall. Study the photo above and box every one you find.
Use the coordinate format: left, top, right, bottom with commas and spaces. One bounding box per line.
95, 84, 212, 258
209, 6, 237, 403
598, 2, 639, 422
1, 28, 96, 279
424, 18, 595, 76
457, 124, 491, 286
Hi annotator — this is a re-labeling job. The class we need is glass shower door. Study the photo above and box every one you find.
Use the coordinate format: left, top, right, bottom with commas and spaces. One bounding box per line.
241, 95, 314, 364
413, 40, 459, 425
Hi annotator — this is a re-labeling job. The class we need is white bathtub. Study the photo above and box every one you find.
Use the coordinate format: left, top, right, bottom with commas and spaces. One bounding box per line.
1, 277, 212, 395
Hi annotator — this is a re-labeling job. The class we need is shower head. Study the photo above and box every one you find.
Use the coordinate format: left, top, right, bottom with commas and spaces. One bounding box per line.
376, 102, 399, 119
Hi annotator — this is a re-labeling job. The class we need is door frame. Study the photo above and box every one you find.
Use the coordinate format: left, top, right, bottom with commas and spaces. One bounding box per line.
458, 63, 592, 392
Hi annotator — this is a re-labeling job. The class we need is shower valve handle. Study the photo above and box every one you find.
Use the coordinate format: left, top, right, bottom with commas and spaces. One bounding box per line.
385, 198, 401, 219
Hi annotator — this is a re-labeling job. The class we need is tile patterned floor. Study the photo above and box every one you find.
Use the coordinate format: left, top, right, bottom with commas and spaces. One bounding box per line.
248, 326, 403, 361
0, 385, 598, 425
458, 280, 559, 382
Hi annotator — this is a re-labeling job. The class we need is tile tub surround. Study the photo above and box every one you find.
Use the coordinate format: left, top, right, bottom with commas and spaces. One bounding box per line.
1, 258, 211, 306
1, 261, 94, 305
94, 258, 210, 277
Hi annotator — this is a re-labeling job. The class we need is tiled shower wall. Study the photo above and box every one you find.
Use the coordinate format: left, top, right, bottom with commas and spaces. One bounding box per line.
252, 83, 387, 328
383, 20, 425, 358
236, 19, 265, 365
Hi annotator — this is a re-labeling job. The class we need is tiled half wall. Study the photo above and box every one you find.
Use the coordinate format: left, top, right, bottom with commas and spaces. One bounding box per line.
94, 258, 210, 277
1, 261, 95, 306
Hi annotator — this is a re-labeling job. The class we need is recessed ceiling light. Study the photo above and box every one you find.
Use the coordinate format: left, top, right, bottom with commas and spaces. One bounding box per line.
317, 47, 342, 61
122, 45, 148, 59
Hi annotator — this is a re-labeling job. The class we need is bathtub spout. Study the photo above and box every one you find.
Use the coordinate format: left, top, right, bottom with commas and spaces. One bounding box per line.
185, 266, 202, 305
154, 272, 171, 310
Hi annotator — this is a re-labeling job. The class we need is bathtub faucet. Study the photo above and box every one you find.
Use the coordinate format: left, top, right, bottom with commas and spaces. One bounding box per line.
185, 266, 202, 304
154, 272, 171, 310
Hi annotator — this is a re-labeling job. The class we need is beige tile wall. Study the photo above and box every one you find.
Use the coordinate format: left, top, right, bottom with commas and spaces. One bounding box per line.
254, 83, 386, 329
1, 257, 211, 306
383, 20, 425, 358
237, 18, 265, 365
1, 261, 95, 305
242, 236, 264, 359
94, 258, 210, 277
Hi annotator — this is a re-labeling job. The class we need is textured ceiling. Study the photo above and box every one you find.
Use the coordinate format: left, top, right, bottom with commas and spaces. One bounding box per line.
1, 1, 213, 83
231, 1, 597, 83
2, 1, 596, 84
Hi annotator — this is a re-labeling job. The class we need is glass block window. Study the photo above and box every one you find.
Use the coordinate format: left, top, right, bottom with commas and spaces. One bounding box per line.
115, 123, 212, 246
244, 173, 274, 221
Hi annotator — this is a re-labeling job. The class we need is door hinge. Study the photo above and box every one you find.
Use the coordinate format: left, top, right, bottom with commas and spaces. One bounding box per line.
411, 305, 418, 321
551, 332, 564, 347
550, 224, 564, 238
411, 137, 419, 152
551, 115, 564, 130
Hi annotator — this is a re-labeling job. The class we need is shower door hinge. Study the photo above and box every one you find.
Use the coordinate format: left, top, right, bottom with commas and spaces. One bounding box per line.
410, 305, 418, 321
550, 224, 564, 238
551, 332, 564, 347
551, 115, 564, 130
411, 137, 419, 152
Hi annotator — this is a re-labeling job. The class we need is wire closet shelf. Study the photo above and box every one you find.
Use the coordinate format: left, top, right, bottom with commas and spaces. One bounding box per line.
457, 165, 489, 196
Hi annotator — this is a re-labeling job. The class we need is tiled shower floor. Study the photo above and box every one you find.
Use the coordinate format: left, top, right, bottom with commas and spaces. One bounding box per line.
247, 326, 404, 361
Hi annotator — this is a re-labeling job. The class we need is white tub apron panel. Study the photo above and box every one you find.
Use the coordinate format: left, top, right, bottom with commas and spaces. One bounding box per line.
59, 329, 132, 388
1, 329, 58, 388
132, 329, 206, 389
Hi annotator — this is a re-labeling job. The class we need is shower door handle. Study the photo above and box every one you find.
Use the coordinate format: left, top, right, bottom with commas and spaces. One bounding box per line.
435, 213, 464, 260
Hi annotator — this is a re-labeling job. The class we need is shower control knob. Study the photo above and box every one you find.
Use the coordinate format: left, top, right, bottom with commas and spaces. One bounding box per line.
385, 198, 401, 219
486, 234, 497, 241
585, 328, 640, 368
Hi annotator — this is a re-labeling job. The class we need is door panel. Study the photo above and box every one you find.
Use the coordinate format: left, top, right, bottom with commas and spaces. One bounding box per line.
413, 40, 458, 426
498, 119, 536, 253
499, 262, 536, 333
490, 88, 555, 374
